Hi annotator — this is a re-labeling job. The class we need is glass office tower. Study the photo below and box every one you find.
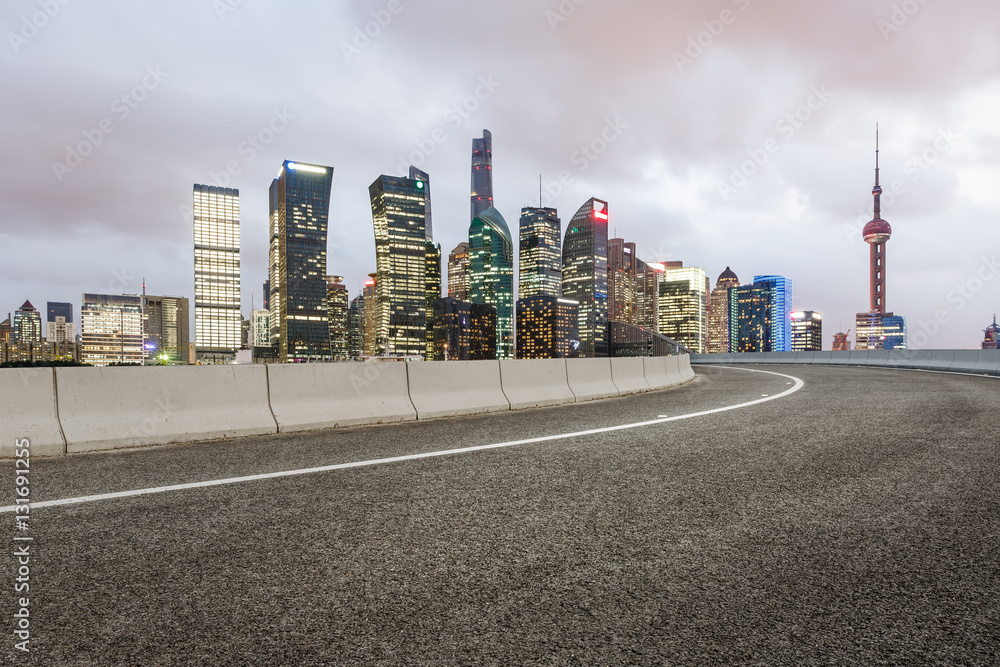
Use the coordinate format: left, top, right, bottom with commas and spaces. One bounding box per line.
561, 198, 610, 357
81, 293, 144, 366
469, 207, 514, 360
471, 129, 494, 221
518, 207, 562, 300
729, 275, 793, 352
370, 175, 430, 358
791, 311, 823, 351
658, 266, 708, 353
193, 184, 242, 361
268, 161, 334, 361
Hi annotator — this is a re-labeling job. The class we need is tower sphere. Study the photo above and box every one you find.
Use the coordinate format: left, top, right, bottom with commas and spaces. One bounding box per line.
863, 217, 892, 244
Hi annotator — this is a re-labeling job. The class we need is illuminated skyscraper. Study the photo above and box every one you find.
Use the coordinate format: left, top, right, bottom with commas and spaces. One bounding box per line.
362, 274, 378, 357
268, 161, 334, 361
562, 198, 610, 357
13, 300, 42, 343
370, 174, 430, 358
142, 295, 190, 363
658, 267, 708, 353
635, 260, 663, 333
193, 184, 242, 362
409, 166, 433, 240
326, 275, 349, 360
432, 297, 497, 361
81, 293, 143, 366
516, 296, 580, 359
471, 129, 494, 221
729, 276, 793, 352
608, 238, 638, 325
791, 311, 823, 351
425, 240, 442, 359
347, 296, 363, 360
706, 267, 739, 353
519, 207, 562, 299
448, 242, 471, 301
469, 207, 514, 359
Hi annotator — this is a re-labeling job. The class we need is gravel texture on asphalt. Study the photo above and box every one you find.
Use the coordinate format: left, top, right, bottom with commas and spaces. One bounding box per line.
3, 365, 998, 665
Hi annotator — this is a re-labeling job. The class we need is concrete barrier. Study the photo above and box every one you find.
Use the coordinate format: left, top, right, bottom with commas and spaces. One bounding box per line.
924, 350, 955, 371
55, 365, 277, 453
611, 357, 651, 394
828, 352, 852, 366
974, 351, 1000, 375
406, 361, 509, 419
0, 368, 66, 458
566, 358, 619, 402
901, 350, 933, 369
768, 352, 798, 364
677, 354, 695, 382
845, 350, 869, 365
642, 357, 671, 390
865, 350, 890, 367
808, 352, 834, 365
267, 362, 415, 432
948, 350, 980, 374
500, 359, 575, 410
885, 349, 910, 368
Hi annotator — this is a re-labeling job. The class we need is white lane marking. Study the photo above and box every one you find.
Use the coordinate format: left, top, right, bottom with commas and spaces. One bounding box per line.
1, 367, 804, 513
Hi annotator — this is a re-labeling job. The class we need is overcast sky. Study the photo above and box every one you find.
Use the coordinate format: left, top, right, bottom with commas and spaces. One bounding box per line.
2, 0, 998, 349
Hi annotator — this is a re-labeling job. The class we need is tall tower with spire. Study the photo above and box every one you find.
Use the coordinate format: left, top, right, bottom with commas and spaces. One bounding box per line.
856, 127, 906, 350
863, 126, 892, 313
471, 130, 494, 222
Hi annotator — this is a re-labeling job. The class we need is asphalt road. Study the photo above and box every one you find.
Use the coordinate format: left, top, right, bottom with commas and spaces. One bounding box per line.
4, 365, 999, 665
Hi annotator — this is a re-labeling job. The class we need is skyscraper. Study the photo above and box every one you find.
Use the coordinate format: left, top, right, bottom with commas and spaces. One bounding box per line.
347, 296, 363, 360
269, 160, 334, 361
81, 293, 143, 366
855, 131, 906, 351
516, 296, 580, 359
791, 311, 823, 351
471, 129, 494, 221
706, 267, 739, 353
370, 174, 430, 358
562, 198, 610, 357
729, 276, 793, 352
432, 297, 497, 361
519, 207, 562, 300
326, 275, 349, 360
448, 242, 471, 301
409, 166, 433, 240
635, 259, 663, 334
250, 309, 271, 348
425, 240, 442, 359
142, 295, 190, 363
658, 267, 708, 353
608, 238, 638, 325
45, 302, 74, 343
469, 207, 514, 359
13, 301, 42, 343
362, 274, 378, 358
193, 184, 242, 362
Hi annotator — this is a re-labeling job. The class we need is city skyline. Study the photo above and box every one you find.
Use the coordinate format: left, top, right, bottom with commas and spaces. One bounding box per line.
2, 2, 998, 350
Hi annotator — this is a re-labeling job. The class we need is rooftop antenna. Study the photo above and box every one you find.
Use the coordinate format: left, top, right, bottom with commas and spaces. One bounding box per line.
539, 174, 542, 208
142, 277, 146, 296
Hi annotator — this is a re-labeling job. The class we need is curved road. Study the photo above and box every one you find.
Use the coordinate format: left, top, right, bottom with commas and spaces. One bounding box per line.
4, 365, 999, 665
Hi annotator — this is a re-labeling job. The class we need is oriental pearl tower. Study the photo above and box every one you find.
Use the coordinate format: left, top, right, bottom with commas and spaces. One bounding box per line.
864, 127, 892, 314
856, 127, 906, 350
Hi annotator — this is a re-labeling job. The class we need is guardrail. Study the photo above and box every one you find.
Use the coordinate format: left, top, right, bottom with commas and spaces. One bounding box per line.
0, 355, 695, 457
691, 350, 1000, 376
